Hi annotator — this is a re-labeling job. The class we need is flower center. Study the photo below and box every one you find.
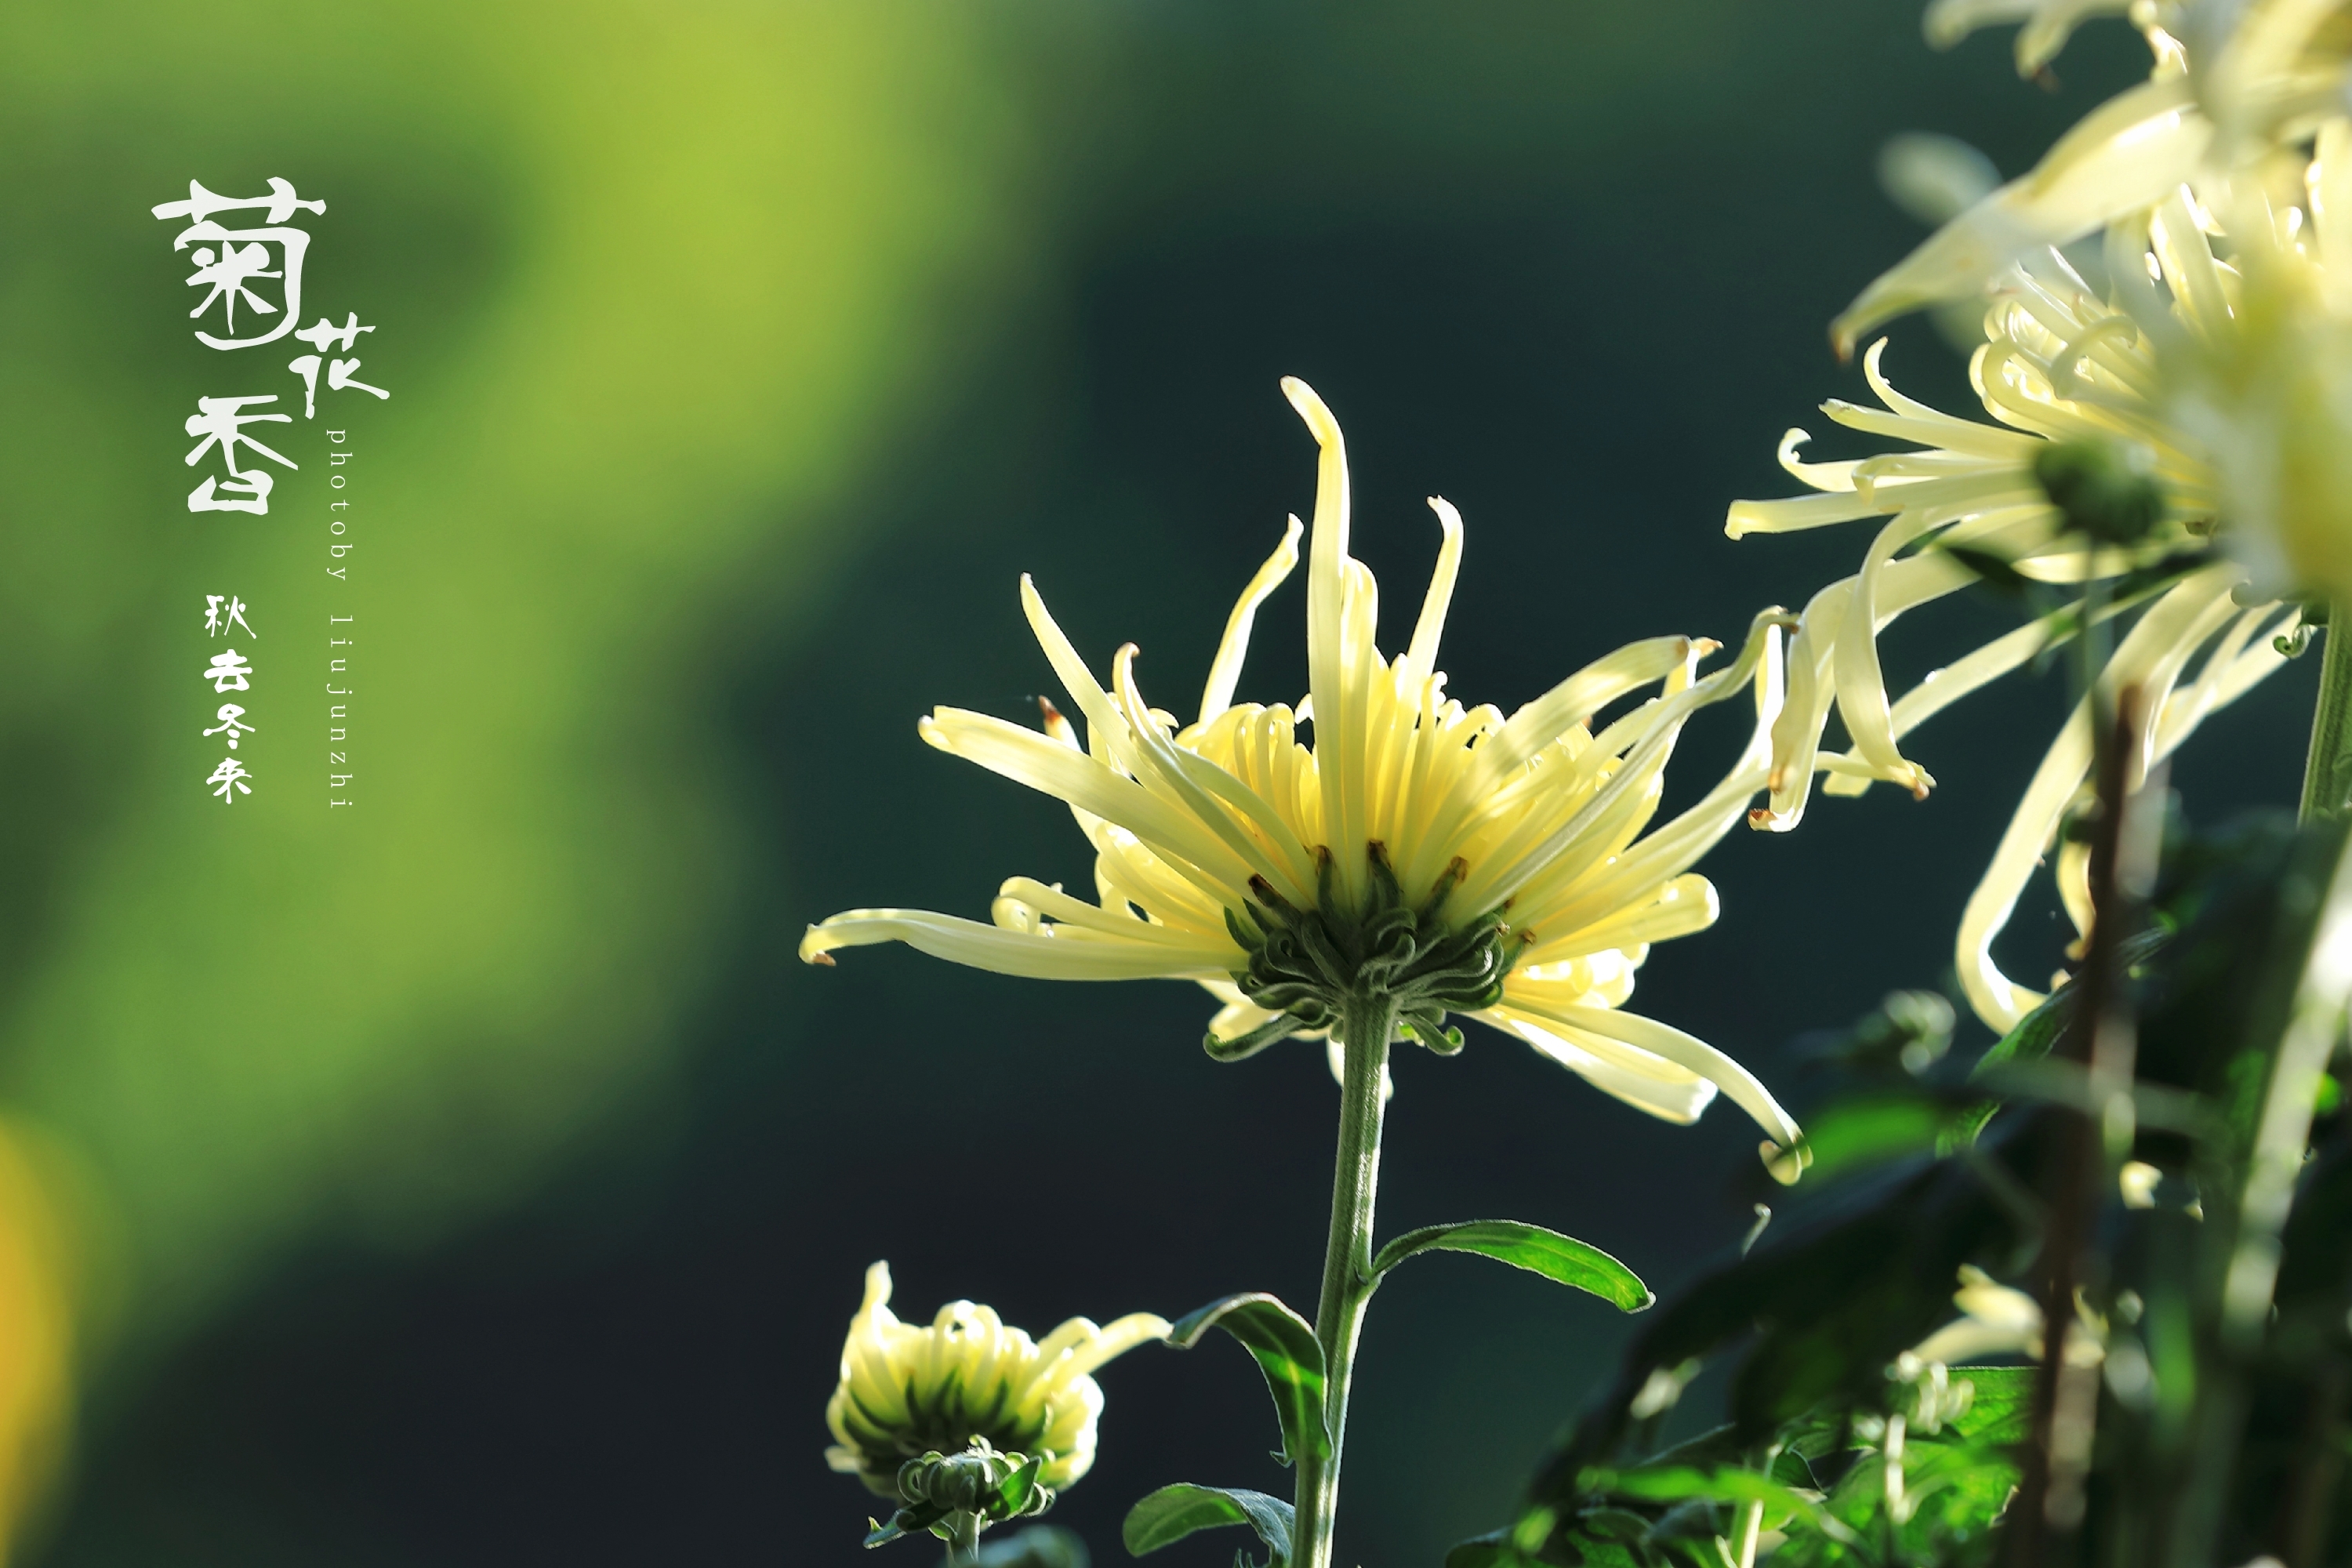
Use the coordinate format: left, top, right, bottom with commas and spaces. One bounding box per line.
1216, 843, 1523, 1059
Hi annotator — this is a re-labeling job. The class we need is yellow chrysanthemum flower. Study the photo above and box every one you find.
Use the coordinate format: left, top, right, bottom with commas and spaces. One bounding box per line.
824, 1261, 1167, 1495
800, 378, 1802, 1161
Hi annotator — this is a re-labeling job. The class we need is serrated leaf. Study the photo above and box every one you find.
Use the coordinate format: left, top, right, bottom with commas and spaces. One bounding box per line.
1123, 1483, 1294, 1561
1163, 1294, 1330, 1464
1371, 1220, 1653, 1311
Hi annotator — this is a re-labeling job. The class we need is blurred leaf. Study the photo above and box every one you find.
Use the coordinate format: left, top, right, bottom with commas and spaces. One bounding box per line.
1440, 1534, 1517, 1568
1792, 1094, 1962, 1185
1163, 1292, 1330, 1465
1596, 1464, 1851, 1542
967, 1526, 1090, 1568
0, 0, 1054, 1355
1372, 1220, 1653, 1311
1944, 1365, 2035, 1443
1122, 1483, 1293, 1563
1943, 543, 2035, 597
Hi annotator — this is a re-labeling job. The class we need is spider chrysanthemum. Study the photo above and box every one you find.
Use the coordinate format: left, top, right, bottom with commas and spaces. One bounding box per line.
1722, 0, 2350, 1030
801, 378, 1803, 1167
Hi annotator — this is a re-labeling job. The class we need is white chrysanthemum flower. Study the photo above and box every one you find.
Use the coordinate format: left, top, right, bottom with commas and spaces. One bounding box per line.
2164, 120, 2352, 602
1832, 13, 2203, 361
1838, 0, 2352, 604
825, 1261, 1168, 1495
802, 378, 1804, 1167
1923, 0, 2151, 77
1731, 230, 2300, 1028
1844, 1, 2352, 355
1730, 0, 2352, 1031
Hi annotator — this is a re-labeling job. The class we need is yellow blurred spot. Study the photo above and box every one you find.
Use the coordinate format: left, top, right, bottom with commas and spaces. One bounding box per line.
0, 1121, 74, 1564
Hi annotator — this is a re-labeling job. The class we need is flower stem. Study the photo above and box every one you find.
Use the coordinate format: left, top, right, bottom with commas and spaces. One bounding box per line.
944, 1511, 982, 1564
1291, 993, 1396, 1568
2300, 608, 2352, 821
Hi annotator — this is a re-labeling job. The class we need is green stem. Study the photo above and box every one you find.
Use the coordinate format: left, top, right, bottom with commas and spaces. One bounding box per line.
943, 1511, 982, 1565
1290, 993, 1397, 1568
2301, 608, 2352, 821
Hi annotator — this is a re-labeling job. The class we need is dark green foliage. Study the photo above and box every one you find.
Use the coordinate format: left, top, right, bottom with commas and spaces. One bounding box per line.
1473, 811, 2352, 1568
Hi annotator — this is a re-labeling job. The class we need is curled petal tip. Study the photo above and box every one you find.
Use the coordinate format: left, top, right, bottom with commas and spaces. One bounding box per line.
1763, 1138, 1811, 1185
1280, 376, 1340, 446
799, 925, 838, 966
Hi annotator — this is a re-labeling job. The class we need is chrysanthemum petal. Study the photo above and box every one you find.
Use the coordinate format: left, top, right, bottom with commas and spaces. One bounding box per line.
1199, 518, 1303, 725
920, 707, 1256, 903
1521, 1002, 1805, 1178
801, 908, 1233, 980
1956, 566, 2245, 1027
1831, 77, 2209, 357
1490, 1013, 1719, 1124
1403, 497, 1466, 683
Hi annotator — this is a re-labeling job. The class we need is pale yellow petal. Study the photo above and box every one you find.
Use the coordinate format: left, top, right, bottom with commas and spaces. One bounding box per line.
1197, 517, 1303, 724
800, 907, 1231, 981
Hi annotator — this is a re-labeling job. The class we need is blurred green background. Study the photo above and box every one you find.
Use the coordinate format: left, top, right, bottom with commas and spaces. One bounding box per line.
0, 3, 2314, 1564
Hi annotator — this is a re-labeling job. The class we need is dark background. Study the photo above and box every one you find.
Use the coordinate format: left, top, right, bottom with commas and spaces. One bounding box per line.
5, 5, 2312, 1565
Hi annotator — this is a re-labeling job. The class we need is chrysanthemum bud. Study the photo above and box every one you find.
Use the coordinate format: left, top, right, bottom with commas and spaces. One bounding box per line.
825, 1263, 1167, 1501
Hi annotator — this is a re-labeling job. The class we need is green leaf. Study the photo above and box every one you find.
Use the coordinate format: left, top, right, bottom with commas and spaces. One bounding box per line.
996, 1455, 1043, 1518
1942, 543, 2034, 597
1787, 1093, 1955, 1185
1586, 1465, 1858, 1546
1943, 1364, 2035, 1444
1123, 1483, 1294, 1561
1441, 1532, 1514, 1568
1163, 1294, 1330, 1464
1371, 1220, 1653, 1311
967, 1528, 1090, 1568
863, 1502, 945, 1548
